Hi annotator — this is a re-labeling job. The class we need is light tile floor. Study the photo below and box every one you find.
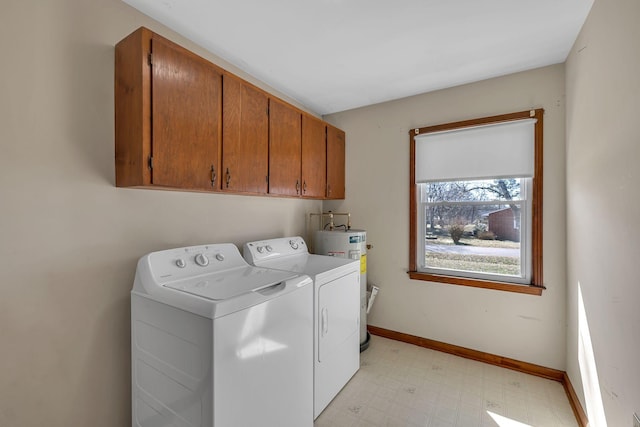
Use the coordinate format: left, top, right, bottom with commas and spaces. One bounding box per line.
315, 335, 578, 427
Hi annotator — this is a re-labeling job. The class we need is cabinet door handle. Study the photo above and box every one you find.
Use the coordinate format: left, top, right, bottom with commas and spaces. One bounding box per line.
327, 184, 331, 196
302, 180, 307, 194
226, 168, 231, 189
296, 179, 300, 195
210, 165, 216, 187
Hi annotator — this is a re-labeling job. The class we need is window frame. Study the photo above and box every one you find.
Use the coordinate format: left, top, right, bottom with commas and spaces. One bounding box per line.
408, 109, 544, 295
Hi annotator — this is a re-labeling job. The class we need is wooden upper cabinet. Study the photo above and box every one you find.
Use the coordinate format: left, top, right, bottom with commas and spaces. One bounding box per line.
326, 125, 346, 199
301, 115, 326, 198
222, 75, 269, 193
269, 99, 302, 196
115, 27, 346, 199
115, 27, 222, 190
151, 36, 222, 190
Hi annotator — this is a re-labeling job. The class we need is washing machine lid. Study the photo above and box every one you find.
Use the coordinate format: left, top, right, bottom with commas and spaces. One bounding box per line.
163, 266, 298, 301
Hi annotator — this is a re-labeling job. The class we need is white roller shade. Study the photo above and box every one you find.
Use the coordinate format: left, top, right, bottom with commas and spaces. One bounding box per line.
415, 118, 536, 182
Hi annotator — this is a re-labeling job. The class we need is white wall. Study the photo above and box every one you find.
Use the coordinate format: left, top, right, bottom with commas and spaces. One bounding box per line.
0, 1, 321, 426
565, 0, 640, 425
324, 64, 568, 370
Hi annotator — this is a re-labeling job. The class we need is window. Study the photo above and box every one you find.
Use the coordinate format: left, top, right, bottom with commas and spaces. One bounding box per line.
419, 178, 531, 283
409, 110, 544, 295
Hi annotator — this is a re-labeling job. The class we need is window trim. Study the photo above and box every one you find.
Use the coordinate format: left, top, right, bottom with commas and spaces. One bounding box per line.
408, 109, 544, 295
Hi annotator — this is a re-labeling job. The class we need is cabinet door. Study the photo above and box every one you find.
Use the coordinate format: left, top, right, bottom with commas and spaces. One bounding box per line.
151, 36, 221, 190
301, 115, 326, 198
269, 99, 302, 196
326, 125, 345, 199
222, 75, 269, 193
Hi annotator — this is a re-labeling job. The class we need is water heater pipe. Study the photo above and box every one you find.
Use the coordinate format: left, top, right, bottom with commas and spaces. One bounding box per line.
309, 211, 351, 231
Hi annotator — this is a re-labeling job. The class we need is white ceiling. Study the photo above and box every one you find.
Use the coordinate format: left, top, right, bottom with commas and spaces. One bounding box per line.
123, 0, 593, 115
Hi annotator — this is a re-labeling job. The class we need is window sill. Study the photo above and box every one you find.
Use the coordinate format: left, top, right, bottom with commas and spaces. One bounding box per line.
407, 271, 544, 296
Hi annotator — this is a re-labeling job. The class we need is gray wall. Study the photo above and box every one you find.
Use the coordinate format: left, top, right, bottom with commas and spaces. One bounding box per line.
0, 1, 321, 426
324, 64, 568, 370
565, 0, 640, 425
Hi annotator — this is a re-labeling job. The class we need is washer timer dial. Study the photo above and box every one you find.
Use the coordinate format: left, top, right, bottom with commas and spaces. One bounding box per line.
194, 253, 209, 267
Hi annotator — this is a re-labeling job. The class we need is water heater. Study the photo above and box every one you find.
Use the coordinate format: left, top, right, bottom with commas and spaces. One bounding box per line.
314, 229, 368, 349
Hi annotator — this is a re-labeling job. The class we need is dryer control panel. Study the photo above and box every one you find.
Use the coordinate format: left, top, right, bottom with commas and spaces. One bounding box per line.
243, 236, 309, 264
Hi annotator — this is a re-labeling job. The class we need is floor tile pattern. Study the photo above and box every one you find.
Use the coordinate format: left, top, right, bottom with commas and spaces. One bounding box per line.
315, 335, 578, 427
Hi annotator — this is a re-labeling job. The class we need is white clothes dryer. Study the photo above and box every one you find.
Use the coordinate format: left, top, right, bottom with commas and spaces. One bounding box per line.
243, 236, 360, 419
131, 243, 313, 427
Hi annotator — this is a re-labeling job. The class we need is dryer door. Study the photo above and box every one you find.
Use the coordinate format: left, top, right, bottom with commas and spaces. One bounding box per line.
317, 270, 360, 362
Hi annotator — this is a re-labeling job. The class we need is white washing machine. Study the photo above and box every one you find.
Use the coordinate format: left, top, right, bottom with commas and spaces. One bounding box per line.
131, 243, 314, 427
243, 236, 360, 419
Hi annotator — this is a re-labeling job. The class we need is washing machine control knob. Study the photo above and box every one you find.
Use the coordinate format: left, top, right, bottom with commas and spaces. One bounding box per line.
289, 240, 299, 250
265, 245, 273, 252
257, 246, 264, 253
194, 253, 209, 266
175, 258, 186, 268
215, 253, 225, 262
